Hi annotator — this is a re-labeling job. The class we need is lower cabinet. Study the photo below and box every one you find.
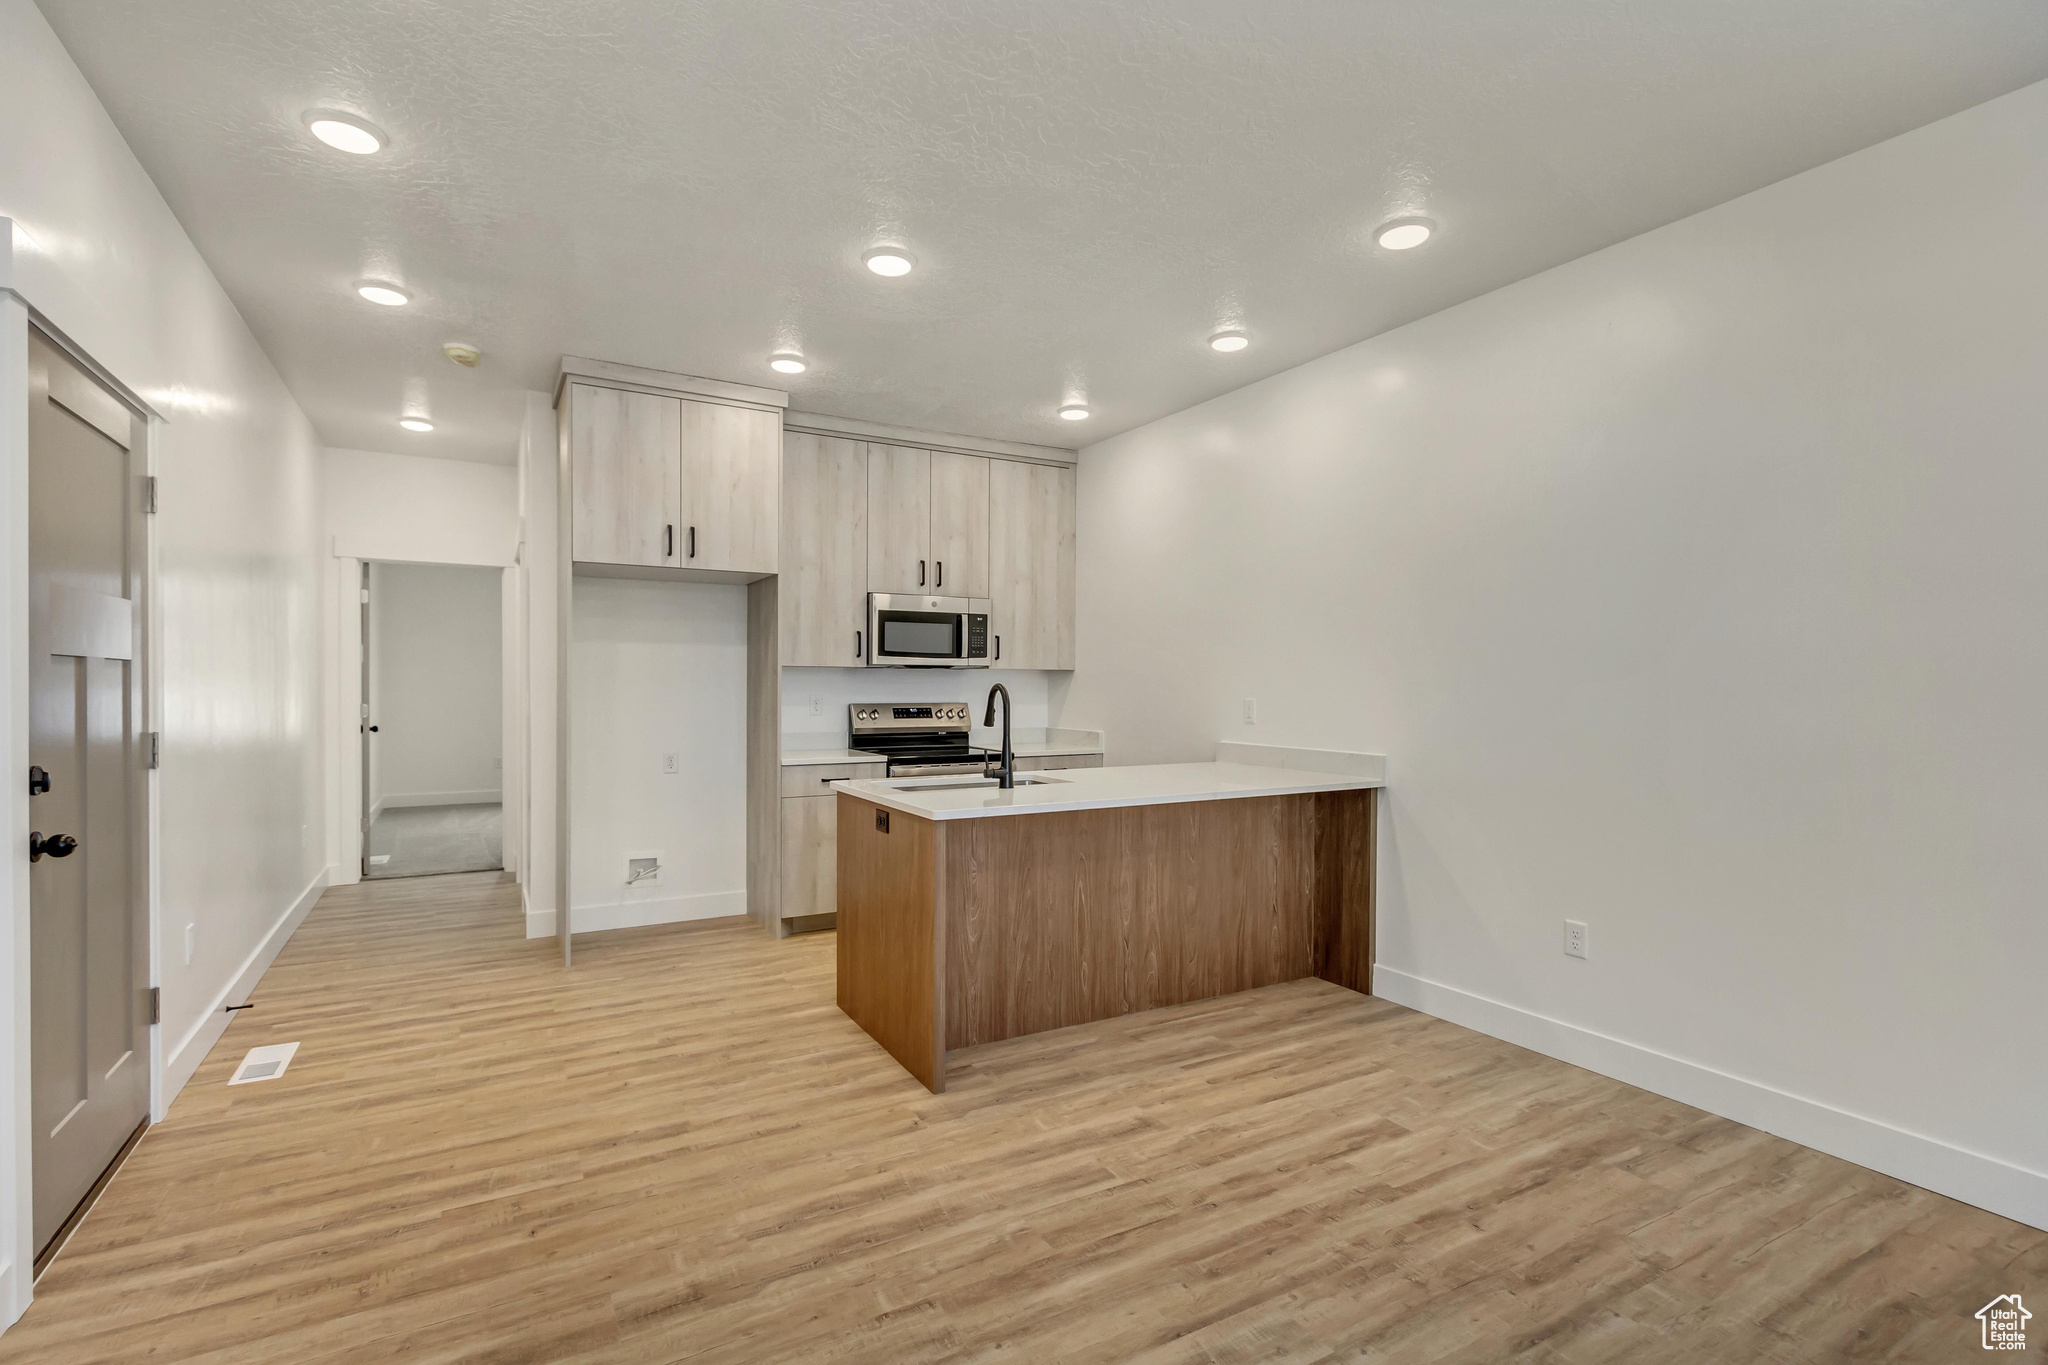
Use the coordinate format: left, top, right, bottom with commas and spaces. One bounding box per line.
779, 761, 886, 926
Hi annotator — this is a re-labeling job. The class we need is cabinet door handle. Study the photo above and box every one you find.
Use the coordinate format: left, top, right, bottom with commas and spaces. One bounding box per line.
687, 526, 697, 559
918, 559, 926, 587
664, 524, 674, 558
994, 634, 1001, 662
936, 560, 943, 588
855, 629, 863, 661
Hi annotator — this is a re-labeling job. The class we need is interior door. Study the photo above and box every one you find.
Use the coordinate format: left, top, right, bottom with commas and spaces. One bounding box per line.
568, 384, 681, 567
866, 444, 931, 593
27, 330, 149, 1257
928, 452, 989, 598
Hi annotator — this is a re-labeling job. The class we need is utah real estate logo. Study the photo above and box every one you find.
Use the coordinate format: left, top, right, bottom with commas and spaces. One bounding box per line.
1977, 1294, 2029, 1351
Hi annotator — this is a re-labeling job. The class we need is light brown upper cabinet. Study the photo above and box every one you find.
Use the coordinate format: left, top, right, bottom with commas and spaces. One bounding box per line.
782, 433, 869, 666
928, 451, 990, 597
678, 399, 780, 575
866, 444, 932, 593
988, 460, 1077, 669
570, 385, 682, 568
567, 381, 780, 576
867, 445, 990, 597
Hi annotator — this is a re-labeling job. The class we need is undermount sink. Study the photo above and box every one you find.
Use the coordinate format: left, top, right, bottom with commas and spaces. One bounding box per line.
882, 774, 1070, 791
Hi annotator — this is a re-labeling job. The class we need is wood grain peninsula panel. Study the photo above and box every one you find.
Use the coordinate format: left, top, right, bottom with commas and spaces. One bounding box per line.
835, 795, 946, 1091
943, 790, 1375, 1050
1314, 787, 1376, 992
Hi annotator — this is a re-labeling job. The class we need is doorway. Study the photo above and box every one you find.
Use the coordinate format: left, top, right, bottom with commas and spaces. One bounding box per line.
360, 561, 506, 879
26, 328, 151, 1268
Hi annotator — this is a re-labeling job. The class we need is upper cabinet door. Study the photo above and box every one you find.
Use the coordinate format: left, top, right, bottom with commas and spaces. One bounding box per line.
928, 452, 990, 598
569, 384, 681, 568
988, 460, 1077, 670
781, 433, 869, 666
867, 444, 931, 593
677, 399, 780, 575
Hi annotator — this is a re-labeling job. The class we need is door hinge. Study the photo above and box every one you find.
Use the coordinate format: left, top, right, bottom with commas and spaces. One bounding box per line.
360, 702, 370, 720
147, 732, 161, 769
143, 475, 158, 514
149, 986, 161, 1025
360, 587, 370, 604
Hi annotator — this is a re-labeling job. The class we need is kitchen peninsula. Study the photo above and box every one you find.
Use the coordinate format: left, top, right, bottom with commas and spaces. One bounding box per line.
834, 751, 1384, 1090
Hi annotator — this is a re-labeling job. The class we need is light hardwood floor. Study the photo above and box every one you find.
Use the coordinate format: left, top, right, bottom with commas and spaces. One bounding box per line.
6, 871, 2037, 1363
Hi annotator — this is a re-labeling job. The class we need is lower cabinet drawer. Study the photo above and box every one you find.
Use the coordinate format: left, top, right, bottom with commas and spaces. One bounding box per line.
779, 762, 887, 797
780, 794, 838, 918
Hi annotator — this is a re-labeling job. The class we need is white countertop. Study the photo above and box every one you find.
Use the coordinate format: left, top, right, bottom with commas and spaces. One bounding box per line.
782, 728, 1105, 767
781, 747, 888, 766
833, 760, 1381, 822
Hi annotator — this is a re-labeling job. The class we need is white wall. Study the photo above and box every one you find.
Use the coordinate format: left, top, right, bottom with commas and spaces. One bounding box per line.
319, 445, 520, 886
1065, 80, 2048, 1230
569, 577, 749, 933
370, 563, 502, 811
0, 0, 325, 1321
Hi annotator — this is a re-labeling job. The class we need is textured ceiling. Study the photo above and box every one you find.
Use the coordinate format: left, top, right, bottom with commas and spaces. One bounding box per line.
36, 1, 2048, 464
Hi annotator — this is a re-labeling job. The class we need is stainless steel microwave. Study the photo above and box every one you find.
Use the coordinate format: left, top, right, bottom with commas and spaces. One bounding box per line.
866, 593, 991, 667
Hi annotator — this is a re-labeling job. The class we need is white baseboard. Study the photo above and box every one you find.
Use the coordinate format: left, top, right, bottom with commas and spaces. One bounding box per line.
567, 888, 747, 936
377, 789, 502, 810
522, 881, 554, 939
1373, 965, 2048, 1232
161, 866, 328, 1116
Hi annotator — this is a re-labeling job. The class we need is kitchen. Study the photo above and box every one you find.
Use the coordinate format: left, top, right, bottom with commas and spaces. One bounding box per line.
5, 3, 2045, 1357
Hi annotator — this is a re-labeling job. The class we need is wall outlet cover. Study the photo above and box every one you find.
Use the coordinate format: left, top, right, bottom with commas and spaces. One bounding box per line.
662, 752, 679, 774
1242, 697, 1257, 725
1565, 919, 1589, 959
627, 855, 661, 885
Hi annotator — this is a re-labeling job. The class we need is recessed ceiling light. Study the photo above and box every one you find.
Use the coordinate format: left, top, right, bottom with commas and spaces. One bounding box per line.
1375, 217, 1435, 251
1208, 330, 1250, 353
1058, 405, 1091, 421
399, 417, 433, 432
769, 352, 808, 374
357, 282, 409, 307
863, 247, 915, 277
304, 111, 384, 156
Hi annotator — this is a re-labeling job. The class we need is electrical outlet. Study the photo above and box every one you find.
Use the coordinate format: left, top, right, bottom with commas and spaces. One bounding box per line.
184, 923, 196, 965
1564, 919, 1589, 960
662, 752, 679, 774
810, 694, 823, 716
1242, 697, 1257, 725
627, 856, 661, 886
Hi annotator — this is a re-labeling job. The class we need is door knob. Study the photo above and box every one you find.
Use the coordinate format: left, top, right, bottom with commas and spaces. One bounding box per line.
368, 725, 379, 732
30, 832, 78, 862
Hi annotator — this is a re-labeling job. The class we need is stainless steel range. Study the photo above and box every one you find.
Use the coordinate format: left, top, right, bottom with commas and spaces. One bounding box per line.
848, 702, 989, 778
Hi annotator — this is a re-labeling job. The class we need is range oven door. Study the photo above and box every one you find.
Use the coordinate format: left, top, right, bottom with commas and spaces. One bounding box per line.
867, 593, 991, 667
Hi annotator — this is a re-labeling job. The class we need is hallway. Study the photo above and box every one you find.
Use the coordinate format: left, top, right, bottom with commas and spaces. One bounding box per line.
2, 874, 2036, 1363
364, 802, 504, 879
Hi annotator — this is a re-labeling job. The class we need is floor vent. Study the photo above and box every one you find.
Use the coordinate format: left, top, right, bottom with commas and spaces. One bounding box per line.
229, 1042, 301, 1085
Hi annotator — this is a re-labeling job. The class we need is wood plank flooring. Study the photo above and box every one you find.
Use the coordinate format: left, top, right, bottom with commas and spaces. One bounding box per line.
4, 870, 2037, 1363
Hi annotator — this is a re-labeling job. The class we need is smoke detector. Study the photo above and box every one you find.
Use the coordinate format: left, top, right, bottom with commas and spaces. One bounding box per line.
443, 342, 481, 368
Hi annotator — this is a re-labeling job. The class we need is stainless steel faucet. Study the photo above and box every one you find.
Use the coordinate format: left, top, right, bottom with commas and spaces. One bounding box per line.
982, 683, 1015, 788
